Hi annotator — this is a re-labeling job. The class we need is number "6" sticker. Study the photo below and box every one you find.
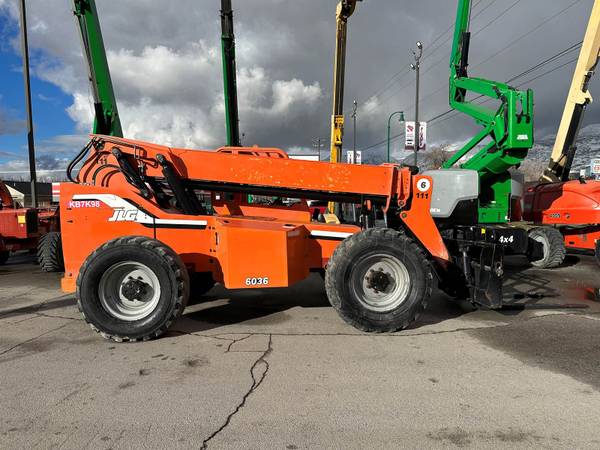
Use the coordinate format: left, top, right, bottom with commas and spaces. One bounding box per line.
417, 179, 431, 193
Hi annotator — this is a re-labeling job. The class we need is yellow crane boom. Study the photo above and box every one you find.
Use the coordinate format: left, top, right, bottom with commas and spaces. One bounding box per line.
330, 0, 361, 165
542, 0, 600, 183
328, 0, 361, 216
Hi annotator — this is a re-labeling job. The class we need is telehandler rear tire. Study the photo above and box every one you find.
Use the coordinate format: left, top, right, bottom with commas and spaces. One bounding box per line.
0, 251, 9, 265
77, 236, 190, 342
37, 232, 64, 273
325, 228, 433, 332
527, 227, 566, 269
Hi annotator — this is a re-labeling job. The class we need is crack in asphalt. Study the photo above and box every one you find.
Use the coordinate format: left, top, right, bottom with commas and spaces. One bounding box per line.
200, 334, 273, 450
225, 334, 252, 352
0, 322, 72, 357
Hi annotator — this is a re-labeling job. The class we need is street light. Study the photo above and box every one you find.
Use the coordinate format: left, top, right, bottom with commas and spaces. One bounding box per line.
351, 99, 358, 154
387, 111, 405, 163
411, 41, 423, 167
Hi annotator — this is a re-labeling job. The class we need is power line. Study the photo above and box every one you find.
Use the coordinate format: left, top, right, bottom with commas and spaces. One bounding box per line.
404, 0, 585, 118
372, 0, 524, 111
471, 0, 522, 35
360, 42, 582, 151
349, 0, 488, 113
474, 0, 584, 70
421, 0, 500, 65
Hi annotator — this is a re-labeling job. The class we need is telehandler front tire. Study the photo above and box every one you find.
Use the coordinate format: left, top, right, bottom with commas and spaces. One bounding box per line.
325, 228, 433, 332
527, 227, 566, 269
77, 236, 189, 342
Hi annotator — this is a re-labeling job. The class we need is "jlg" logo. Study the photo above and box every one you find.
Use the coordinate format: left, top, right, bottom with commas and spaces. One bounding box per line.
109, 209, 142, 222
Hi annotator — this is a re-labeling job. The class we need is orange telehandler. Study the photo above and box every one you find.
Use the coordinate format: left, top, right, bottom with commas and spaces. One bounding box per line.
58, 0, 540, 342
60, 135, 533, 341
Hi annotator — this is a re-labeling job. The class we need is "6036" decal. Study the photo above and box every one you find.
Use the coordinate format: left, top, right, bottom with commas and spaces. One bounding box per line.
245, 277, 269, 286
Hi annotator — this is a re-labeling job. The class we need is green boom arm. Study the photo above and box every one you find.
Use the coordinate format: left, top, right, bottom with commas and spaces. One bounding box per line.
73, 0, 122, 137
443, 0, 534, 223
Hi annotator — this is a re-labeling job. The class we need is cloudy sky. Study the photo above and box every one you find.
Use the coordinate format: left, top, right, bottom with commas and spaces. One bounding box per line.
0, 0, 598, 177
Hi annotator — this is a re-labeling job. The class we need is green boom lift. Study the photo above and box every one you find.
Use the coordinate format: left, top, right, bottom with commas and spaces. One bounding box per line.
220, 0, 241, 147
442, 0, 534, 223
73, 0, 123, 137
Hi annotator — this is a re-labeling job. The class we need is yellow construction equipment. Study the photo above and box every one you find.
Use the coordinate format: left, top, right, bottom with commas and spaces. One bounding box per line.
541, 0, 600, 183
328, 0, 361, 214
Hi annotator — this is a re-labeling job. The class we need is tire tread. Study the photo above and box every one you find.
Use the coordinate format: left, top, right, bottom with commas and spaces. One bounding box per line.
76, 236, 188, 343
325, 228, 433, 333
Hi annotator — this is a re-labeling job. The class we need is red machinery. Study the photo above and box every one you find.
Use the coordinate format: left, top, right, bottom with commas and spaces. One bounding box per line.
0, 180, 60, 266
524, 180, 600, 265
522, 0, 600, 267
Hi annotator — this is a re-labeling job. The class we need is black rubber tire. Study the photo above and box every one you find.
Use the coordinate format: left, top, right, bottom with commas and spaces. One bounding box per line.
188, 272, 216, 303
77, 236, 189, 342
37, 232, 64, 273
325, 228, 433, 332
527, 227, 566, 269
0, 251, 9, 266
595, 241, 600, 267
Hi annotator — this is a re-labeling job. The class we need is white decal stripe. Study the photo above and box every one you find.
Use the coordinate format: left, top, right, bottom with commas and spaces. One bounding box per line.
155, 219, 208, 226
73, 194, 208, 227
310, 230, 354, 239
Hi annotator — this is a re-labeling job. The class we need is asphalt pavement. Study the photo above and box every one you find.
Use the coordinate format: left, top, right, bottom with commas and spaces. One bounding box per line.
1, 252, 600, 449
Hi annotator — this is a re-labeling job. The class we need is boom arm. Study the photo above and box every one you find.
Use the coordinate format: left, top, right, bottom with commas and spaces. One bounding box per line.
329, 0, 361, 165
443, 0, 534, 223
220, 0, 241, 147
541, 0, 600, 183
73, 0, 122, 137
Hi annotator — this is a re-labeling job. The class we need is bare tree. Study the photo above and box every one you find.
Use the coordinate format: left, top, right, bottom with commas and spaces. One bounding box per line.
422, 144, 453, 170
519, 159, 546, 182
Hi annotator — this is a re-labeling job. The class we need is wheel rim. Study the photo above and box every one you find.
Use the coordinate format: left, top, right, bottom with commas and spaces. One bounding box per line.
532, 234, 549, 260
98, 261, 161, 321
350, 254, 411, 312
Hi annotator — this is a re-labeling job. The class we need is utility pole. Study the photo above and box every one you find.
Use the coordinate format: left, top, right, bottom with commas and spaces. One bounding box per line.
313, 138, 325, 161
221, 0, 241, 147
411, 41, 423, 168
351, 99, 358, 154
18, 0, 37, 207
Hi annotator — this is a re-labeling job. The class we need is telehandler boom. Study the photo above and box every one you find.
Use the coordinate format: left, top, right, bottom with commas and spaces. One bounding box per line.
73, 0, 123, 137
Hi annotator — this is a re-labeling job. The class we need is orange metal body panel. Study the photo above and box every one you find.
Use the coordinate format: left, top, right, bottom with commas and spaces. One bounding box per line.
61, 136, 450, 293
561, 226, 600, 251
60, 183, 363, 293
401, 175, 450, 262
523, 180, 600, 225
215, 219, 309, 288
